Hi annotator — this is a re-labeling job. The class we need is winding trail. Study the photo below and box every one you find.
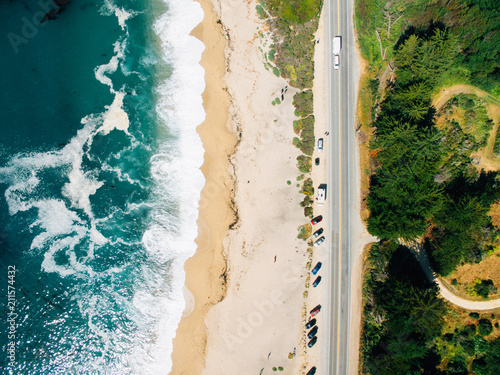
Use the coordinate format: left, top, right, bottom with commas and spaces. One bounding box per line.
433, 84, 500, 171
407, 242, 500, 311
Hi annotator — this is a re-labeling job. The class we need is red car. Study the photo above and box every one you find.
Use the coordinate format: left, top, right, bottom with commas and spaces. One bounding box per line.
311, 215, 323, 225
310, 304, 321, 317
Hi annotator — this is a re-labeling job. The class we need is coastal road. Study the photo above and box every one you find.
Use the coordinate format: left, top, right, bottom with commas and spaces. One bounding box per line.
320, 0, 359, 374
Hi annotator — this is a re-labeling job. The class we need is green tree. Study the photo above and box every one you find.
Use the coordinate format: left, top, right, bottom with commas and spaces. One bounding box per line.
478, 318, 493, 336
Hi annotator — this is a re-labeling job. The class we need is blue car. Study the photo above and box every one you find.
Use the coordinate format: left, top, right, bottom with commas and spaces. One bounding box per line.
306, 367, 317, 375
311, 262, 322, 275
312, 276, 322, 288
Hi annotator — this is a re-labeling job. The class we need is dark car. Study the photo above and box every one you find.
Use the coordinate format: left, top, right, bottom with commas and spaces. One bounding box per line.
311, 215, 323, 225
308, 336, 318, 348
308, 325, 318, 339
310, 304, 321, 317
306, 367, 317, 375
312, 276, 322, 288
311, 262, 322, 275
305, 318, 316, 329
313, 236, 325, 247
312, 228, 323, 239
315, 157, 320, 166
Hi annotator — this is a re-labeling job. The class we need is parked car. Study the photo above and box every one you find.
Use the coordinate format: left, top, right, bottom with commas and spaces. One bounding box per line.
311, 215, 323, 225
311, 262, 322, 275
312, 276, 322, 288
306, 367, 317, 375
315, 157, 320, 166
317, 138, 324, 152
312, 228, 323, 239
308, 336, 318, 348
305, 318, 316, 329
313, 236, 325, 247
310, 304, 321, 317
308, 325, 318, 339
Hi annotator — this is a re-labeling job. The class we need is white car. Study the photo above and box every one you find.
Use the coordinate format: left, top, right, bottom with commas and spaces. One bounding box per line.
334, 54, 339, 70
317, 138, 324, 152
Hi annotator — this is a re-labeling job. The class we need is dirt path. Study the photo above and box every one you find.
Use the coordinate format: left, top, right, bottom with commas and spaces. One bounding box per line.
433, 84, 500, 171
407, 242, 500, 311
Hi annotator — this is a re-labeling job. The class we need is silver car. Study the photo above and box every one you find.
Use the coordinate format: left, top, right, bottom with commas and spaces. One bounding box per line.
314, 236, 325, 247
317, 138, 323, 152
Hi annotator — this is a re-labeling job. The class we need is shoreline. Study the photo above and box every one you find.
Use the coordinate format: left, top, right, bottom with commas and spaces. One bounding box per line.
169, 0, 237, 372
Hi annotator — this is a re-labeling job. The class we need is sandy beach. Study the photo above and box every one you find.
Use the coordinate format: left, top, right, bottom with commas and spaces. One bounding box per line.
202, 0, 313, 370
169, 0, 237, 372
170, 0, 368, 373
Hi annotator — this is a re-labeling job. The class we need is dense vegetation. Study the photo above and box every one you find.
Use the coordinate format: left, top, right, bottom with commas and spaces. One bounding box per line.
357, 1, 500, 373
257, 0, 323, 218
356, 0, 500, 92
362, 242, 500, 374
358, 1, 500, 275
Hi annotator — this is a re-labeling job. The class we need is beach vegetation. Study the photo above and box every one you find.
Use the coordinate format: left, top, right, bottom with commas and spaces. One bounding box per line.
297, 223, 312, 240
268, 47, 276, 61
299, 195, 313, 208
292, 116, 315, 156
255, 0, 323, 220
300, 178, 314, 197
256, 4, 268, 20
293, 90, 314, 118
296, 155, 311, 173
287, 180, 291, 185
304, 206, 313, 218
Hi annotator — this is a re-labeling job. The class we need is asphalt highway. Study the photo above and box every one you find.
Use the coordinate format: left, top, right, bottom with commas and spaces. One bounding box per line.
320, 0, 359, 374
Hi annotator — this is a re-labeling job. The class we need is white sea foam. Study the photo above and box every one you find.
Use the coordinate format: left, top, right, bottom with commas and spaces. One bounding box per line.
0, 114, 107, 278
99, 92, 131, 135
0, 0, 207, 371
126, 0, 206, 373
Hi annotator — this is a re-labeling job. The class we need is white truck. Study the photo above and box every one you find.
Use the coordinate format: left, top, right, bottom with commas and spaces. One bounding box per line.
333, 36, 341, 70
316, 184, 327, 206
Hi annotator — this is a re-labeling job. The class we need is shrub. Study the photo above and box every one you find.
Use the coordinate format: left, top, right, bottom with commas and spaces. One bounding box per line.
446, 356, 468, 374
469, 312, 480, 320
297, 224, 312, 240
475, 279, 497, 299
304, 206, 313, 218
297, 155, 312, 173
474, 336, 489, 355
478, 319, 493, 336
472, 357, 488, 375
256, 5, 267, 19
300, 178, 314, 196
461, 339, 475, 356
459, 324, 476, 338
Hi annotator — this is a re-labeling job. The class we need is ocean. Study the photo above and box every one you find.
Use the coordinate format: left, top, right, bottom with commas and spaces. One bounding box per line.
0, 0, 205, 373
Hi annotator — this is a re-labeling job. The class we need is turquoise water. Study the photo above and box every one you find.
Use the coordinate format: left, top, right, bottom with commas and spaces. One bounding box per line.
0, 0, 205, 373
